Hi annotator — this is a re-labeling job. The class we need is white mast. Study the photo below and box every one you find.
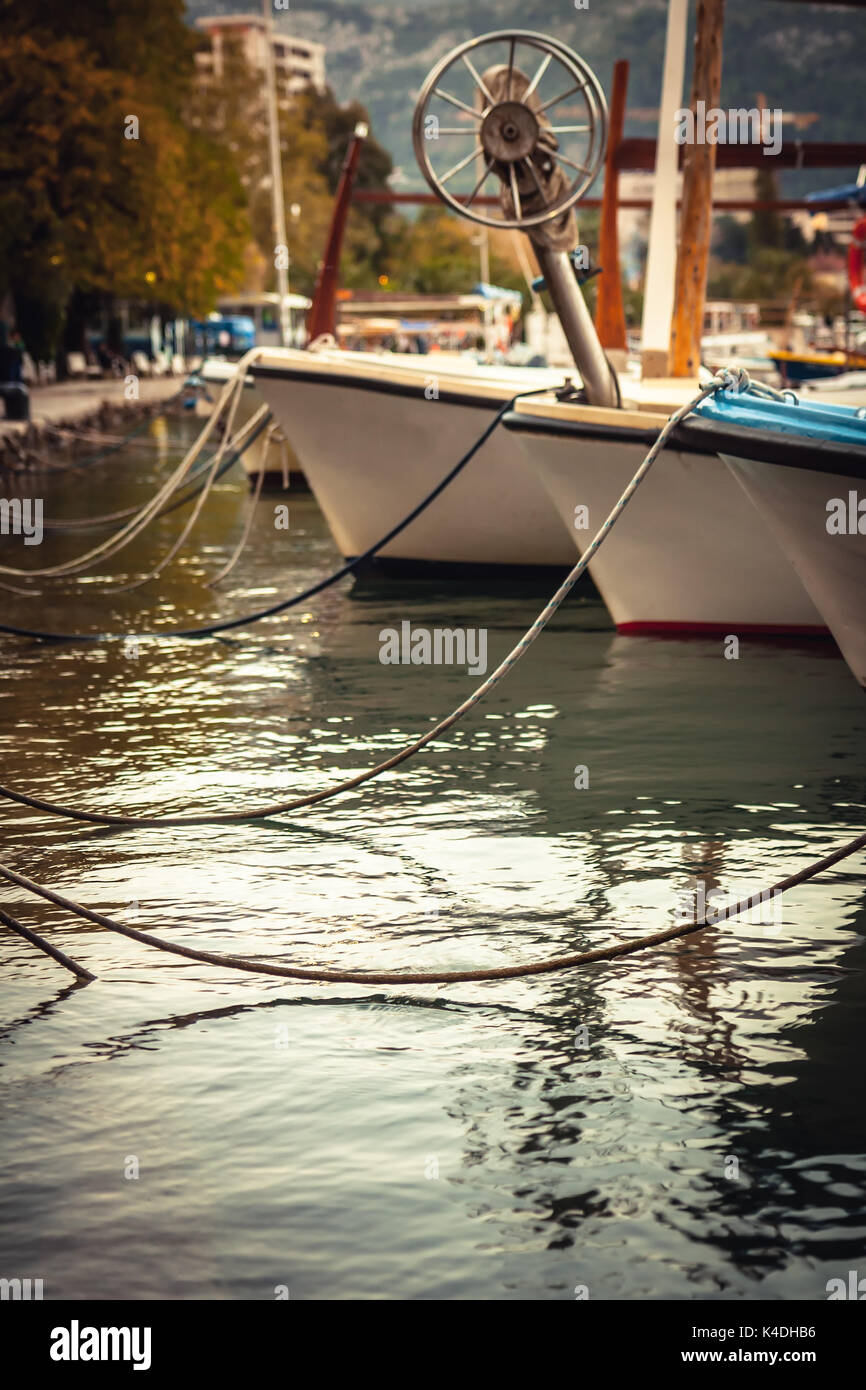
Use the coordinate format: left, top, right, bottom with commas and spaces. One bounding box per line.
262, 0, 291, 347
640, 0, 689, 378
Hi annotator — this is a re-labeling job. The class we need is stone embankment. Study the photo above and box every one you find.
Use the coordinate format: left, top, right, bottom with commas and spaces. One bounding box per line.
0, 377, 187, 473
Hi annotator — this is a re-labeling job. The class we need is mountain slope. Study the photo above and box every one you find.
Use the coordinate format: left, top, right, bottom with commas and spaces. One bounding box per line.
185, 0, 864, 187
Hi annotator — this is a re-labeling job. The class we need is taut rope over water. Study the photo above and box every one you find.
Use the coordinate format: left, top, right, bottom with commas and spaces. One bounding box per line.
40, 413, 272, 534
0, 362, 255, 582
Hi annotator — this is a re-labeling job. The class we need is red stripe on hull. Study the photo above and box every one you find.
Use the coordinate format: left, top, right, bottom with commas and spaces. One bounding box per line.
616, 621, 831, 638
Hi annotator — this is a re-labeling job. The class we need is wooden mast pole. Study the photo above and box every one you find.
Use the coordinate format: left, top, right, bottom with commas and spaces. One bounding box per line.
670, 0, 726, 377
594, 59, 629, 357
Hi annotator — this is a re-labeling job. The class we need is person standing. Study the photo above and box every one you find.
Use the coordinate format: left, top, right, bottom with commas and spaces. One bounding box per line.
6, 327, 25, 382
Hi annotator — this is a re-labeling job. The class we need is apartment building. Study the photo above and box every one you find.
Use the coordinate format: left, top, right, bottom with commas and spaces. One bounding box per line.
195, 13, 326, 99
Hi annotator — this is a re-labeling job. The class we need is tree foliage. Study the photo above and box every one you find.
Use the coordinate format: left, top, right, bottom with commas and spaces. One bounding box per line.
708, 174, 814, 307
0, 0, 549, 356
0, 2, 247, 357
382, 208, 525, 297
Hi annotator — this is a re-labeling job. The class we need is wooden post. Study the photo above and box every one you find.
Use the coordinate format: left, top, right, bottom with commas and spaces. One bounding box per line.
670, 0, 726, 377
594, 60, 629, 355
307, 124, 368, 344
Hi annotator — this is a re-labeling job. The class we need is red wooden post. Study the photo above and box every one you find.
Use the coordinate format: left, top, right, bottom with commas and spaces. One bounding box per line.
306, 123, 368, 343
595, 60, 629, 352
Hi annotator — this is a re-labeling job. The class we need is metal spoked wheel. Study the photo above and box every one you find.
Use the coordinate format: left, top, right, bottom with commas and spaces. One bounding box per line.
412, 29, 608, 232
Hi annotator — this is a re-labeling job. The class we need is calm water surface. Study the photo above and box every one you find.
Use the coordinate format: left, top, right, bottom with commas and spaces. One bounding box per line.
1, 411, 865, 1300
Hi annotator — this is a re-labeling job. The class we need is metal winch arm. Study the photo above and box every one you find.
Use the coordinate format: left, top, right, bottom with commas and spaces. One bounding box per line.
531, 246, 619, 406
413, 30, 619, 408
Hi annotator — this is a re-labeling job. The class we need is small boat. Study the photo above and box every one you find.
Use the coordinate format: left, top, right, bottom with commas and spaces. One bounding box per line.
773, 180, 866, 384
767, 347, 866, 384
692, 386, 866, 687
187, 291, 312, 488
250, 346, 577, 572
248, 30, 850, 626
501, 385, 826, 636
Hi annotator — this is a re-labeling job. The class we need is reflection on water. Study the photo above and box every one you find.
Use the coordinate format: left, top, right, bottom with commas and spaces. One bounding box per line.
1, 414, 865, 1300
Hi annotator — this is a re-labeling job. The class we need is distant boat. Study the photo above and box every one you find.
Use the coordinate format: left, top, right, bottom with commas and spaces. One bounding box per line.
784, 179, 866, 384
694, 387, 866, 687
191, 358, 303, 490
800, 371, 866, 407
767, 347, 866, 384
191, 293, 311, 488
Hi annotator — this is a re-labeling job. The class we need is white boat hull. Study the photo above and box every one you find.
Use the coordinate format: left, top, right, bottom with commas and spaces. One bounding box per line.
506, 402, 825, 634
252, 352, 576, 568
723, 455, 866, 685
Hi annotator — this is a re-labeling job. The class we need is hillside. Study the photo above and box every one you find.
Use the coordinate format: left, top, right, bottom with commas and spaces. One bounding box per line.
185, 0, 864, 189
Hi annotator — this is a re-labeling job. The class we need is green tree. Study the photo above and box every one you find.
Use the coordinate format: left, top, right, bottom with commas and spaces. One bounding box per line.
708, 246, 812, 302
296, 86, 398, 286
749, 168, 783, 254
1, 0, 196, 114
0, 4, 248, 363
189, 48, 395, 297
383, 207, 526, 298
713, 215, 749, 265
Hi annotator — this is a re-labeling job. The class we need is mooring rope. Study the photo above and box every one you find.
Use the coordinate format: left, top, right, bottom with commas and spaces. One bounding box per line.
0, 383, 556, 641
208, 455, 266, 587
3, 408, 272, 600
40, 416, 271, 534
3, 366, 863, 985
101, 403, 270, 595
0, 903, 95, 982
0, 374, 726, 828
1, 831, 863, 985
0, 364, 252, 580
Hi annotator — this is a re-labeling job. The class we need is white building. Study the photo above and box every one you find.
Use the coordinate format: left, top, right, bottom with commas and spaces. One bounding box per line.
195, 13, 326, 99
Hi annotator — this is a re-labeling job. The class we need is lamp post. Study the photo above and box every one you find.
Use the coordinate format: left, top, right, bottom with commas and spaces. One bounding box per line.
261, 0, 291, 347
